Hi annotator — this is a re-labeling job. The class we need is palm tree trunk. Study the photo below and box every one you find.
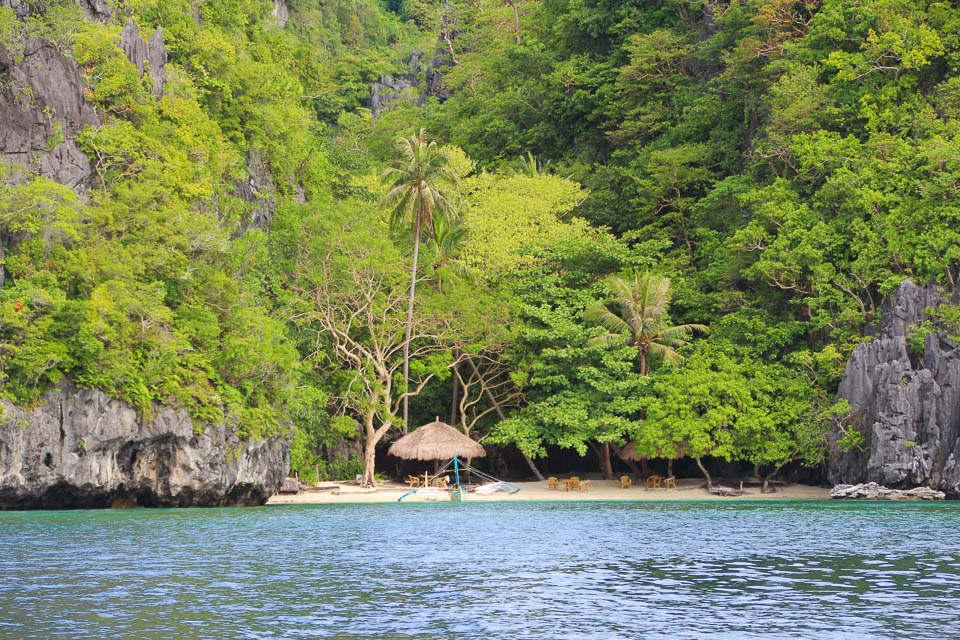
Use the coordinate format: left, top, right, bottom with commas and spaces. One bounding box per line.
450, 359, 459, 426
402, 222, 421, 433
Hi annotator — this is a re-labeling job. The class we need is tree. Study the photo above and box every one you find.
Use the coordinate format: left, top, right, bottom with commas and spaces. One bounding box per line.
584, 272, 708, 376
290, 205, 452, 485
381, 128, 458, 432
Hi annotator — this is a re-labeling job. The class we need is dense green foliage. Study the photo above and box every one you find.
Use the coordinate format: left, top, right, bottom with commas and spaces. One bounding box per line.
3, 0, 958, 483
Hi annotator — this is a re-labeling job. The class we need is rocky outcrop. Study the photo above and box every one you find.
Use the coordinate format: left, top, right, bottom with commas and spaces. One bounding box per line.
368, 49, 423, 115
0, 39, 100, 188
234, 149, 276, 233
831, 483, 946, 500
81, 0, 113, 23
366, 47, 452, 116
263, 0, 288, 28
0, 0, 29, 18
0, 382, 290, 509
829, 280, 960, 496
120, 21, 167, 98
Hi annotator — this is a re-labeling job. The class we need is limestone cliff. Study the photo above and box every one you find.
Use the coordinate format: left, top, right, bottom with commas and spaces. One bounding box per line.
0, 382, 290, 509
0, 39, 101, 189
829, 280, 960, 496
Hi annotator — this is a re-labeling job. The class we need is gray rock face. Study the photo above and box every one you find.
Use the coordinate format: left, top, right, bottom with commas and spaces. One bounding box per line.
120, 21, 167, 98
234, 149, 276, 233
264, 0, 288, 28
831, 483, 946, 500
82, 0, 112, 22
366, 48, 452, 116
829, 280, 960, 496
0, 382, 290, 509
0, 40, 100, 188
0, 0, 29, 18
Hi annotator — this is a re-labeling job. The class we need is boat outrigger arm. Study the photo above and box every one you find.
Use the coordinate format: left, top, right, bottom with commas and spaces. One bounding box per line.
398, 456, 521, 502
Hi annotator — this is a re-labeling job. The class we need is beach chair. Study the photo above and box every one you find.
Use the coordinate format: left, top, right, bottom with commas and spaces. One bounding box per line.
567, 477, 580, 491
620, 475, 632, 489
579, 479, 591, 492
663, 476, 676, 489
435, 477, 449, 488
548, 477, 559, 489
406, 475, 421, 488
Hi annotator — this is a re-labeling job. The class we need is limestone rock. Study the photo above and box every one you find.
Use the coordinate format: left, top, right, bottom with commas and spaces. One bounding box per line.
120, 21, 167, 98
264, 0, 288, 28
830, 483, 946, 500
82, 0, 112, 23
829, 280, 960, 497
0, 381, 290, 509
0, 0, 29, 18
234, 149, 276, 233
0, 39, 100, 188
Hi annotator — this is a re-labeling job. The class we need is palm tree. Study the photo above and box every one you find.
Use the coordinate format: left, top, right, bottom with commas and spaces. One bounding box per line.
426, 215, 472, 291
584, 272, 707, 480
584, 272, 708, 375
381, 128, 458, 432
509, 151, 551, 177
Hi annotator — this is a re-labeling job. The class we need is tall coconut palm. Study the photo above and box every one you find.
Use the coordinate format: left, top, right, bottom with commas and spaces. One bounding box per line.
381, 128, 458, 431
583, 272, 708, 375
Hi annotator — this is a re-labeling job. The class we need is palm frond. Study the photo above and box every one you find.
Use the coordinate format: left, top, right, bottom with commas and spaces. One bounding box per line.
583, 302, 631, 336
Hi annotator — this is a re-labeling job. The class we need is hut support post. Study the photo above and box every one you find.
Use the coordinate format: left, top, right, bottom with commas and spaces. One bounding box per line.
454, 456, 461, 488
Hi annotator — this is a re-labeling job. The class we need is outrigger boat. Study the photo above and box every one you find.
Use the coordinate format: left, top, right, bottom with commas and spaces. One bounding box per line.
398, 456, 521, 502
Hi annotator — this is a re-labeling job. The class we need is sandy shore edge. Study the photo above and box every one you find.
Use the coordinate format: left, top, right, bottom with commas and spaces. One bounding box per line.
267, 478, 831, 505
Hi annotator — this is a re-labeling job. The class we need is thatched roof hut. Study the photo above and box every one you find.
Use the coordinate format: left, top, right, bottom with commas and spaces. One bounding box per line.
618, 441, 686, 461
388, 419, 486, 461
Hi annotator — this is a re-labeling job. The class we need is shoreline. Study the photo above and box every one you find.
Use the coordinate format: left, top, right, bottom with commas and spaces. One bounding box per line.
267, 477, 832, 505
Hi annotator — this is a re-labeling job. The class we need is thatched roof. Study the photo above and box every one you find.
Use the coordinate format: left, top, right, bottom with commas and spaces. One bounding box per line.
388, 419, 486, 460
618, 441, 686, 461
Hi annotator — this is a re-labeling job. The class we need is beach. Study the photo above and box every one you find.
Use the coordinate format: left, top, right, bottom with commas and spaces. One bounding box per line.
267, 477, 831, 504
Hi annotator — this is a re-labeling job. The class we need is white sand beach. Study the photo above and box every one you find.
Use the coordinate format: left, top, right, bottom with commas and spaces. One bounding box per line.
267, 477, 831, 505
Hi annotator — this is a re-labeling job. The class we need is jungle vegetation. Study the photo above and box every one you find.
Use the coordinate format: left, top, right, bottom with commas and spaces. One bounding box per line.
3, 0, 960, 486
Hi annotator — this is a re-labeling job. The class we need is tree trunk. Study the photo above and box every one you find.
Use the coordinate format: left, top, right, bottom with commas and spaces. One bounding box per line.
362, 412, 378, 486
522, 451, 545, 481
695, 456, 712, 491
640, 348, 648, 376
600, 442, 614, 480
402, 221, 422, 433
464, 354, 546, 481
761, 461, 789, 494
512, 2, 522, 44
640, 458, 649, 478
450, 359, 459, 426
667, 458, 673, 477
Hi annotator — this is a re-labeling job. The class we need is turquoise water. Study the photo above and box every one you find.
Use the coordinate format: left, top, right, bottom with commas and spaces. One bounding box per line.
1, 501, 959, 639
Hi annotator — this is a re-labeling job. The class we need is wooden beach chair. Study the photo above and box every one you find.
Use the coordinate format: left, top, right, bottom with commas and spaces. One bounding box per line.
548, 477, 559, 489
406, 475, 421, 488
620, 475, 632, 489
579, 479, 590, 492
663, 476, 676, 489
